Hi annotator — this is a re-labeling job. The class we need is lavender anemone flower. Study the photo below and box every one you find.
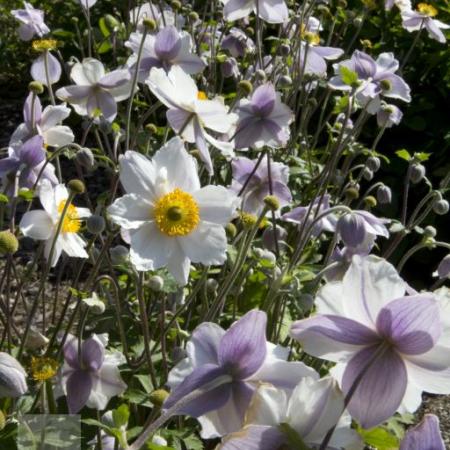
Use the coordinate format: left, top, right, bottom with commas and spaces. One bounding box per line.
329, 51, 411, 113
221, 28, 255, 58
290, 255, 450, 429
10, 93, 74, 149
220, 0, 289, 24
56, 58, 132, 123
233, 83, 293, 149
0, 352, 28, 398
377, 102, 403, 128
165, 310, 317, 438
400, 414, 445, 450
61, 334, 127, 414
219, 377, 362, 450
401, 4, 449, 44
230, 155, 291, 215
11, 2, 50, 41
125, 26, 205, 83
0, 135, 57, 195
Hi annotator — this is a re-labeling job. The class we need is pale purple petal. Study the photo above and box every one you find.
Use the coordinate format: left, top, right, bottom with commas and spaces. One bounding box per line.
31, 52, 61, 86
154, 26, 182, 61
19, 135, 45, 167
86, 90, 117, 123
251, 84, 276, 117
81, 337, 105, 371
220, 425, 285, 450
258, 0, 289, 24
400, 414, 445, 450
352, 51, 377, 79
23, 92, 42, 126
97, 69, 131, 89
66, 370, 93, 413
379, 73, 411, 102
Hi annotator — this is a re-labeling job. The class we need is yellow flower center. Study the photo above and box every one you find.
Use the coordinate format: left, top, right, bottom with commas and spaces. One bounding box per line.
31, 357, 59, 381
197, 91, 208, 100
58, 201, 81, 233
417, 3, 438, 16
32, 39, 58, 52
300, 24, 321, 45
154, 188, 200, 236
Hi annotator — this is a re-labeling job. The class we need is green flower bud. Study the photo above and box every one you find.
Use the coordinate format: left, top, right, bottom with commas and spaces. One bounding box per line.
142, 18, 157, 32
150, 389, 169, 408
67, 179, 85, 194
364, 195, 377, 208
433, 199, 449, 215
105, 14, 120, 31
170, 0, 182, 10
344, 186, 359, 200
238, 80, 253, 96
206, 278, 219, 293
86, 215, 105, 234
0, 230, 19, 255
149, 275, 164, 292
225, 222, 237, 239
240, 212, 258, 228
75, 147, 95, 170
264, 195, 280, 211
145, 123, 158, 135
28, 81, 44, 94
423, 225, 437, 238
188, 11, 199, 23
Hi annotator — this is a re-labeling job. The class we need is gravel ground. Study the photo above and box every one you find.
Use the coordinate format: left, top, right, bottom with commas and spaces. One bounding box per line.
418, 395, 450, 446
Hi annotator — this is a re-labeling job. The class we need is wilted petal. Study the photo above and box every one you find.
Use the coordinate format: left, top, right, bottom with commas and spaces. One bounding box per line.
400, 414, 445, 450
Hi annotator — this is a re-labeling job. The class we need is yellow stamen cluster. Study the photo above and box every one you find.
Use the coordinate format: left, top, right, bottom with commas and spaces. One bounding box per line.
58, 201, 81, 233
417, 3, 438, 16
300, 24, 321, 45
154, 188, 200, 236
31, 357, 59, 381
32, 39, 58, 52
197, 91, 208, 100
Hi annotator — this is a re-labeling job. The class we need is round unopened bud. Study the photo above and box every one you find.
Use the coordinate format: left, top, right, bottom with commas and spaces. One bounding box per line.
279, 43, 290, 56
264, 195, 280, 211
362, 168, 374, 181
28, 81, 44, 94
367, 156, 381, 172
149, 389, 169, 408
245, 26, 254, 36
278, 75, 292, 88
344, 186, 359, 200
0, 230, 19, 255
377, 185, 392, 204
170, 0, 182, 10
316, 4, 331, 16
152, 436, 168, 447
433, 199, 449, 215
240, 212, 258, 228
104, 14, 120, 31
110, 245, 129, 264
67, 179, 85, 194
238, 80, 253, 96
410, 164, 426, 184
149, 275, 164, 292
86, 215, 105, 234
225, 222, 237, 239
75, 147, 95, 169
145, 123, 158, 134
423, 225, 437, 238
216, 53, 227, 63
188, 11, 199, 23
142, 17, 157, 31
206, 278, 219, 293
255, 69, 266, 82
353, 16, 364, 27
364, 195, 377, 208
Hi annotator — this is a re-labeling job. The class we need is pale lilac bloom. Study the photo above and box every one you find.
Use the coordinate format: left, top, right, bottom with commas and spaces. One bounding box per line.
125, 26, 204, 83
290, 255, 450, 429
385, 0, 412, 10
282, 195, 337, 237
221, 0, 289, 24
230, 155, 291, 215
377, 102, 403, 128
329, 51, 411, 113
61, 334, 126, 414
400, 414, 445, 450
146, 66, 237, 173
130, 2, 183, 32
402, 6, 449, 43
31, 51, 62, 87
299, 42, 344, 77
11, 2, 50, 41
56, 58, 132, 123
0, 135, 57, 195
10, 93, 74, 148
0, 352, 28, 398
233, 83, 293, 149
219, 377, 362, 450
221, 28, 255, 58
166, 310, 317, 438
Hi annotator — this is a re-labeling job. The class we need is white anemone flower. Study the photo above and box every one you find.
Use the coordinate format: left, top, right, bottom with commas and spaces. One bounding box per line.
146, 66, 237, 174
107, 137, 238, 285
19, 180, 91, 267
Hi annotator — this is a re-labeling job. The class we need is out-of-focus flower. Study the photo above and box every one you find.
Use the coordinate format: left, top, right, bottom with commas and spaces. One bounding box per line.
30, 39, 61, 86
146, 66, 237, 173
166, 310, 317, 438
400, 414, 445, 450
56, 58, 132, 123
290, 255, 450, 429
10, 93, 74, 148
221, 57, 240, 79
230, 155, 291, 215
19, 180, 91, 267
434, 254, 450, 279
385, 0, 412, 11
108, 137, 238, 285
125, 26, 204, 82
78, 0, 98, 9
11, 2, 50, 41
233, 83, 293, 149
221, 0, 289, 24
0, 352, 28, 398
218, 377, 362, 450
402, 4, 449, 43
0, 135, 58, 195
377, 102, 403, 128
61, 334, 126, 413
377, 184, 392, 204
221, 28, 255, 58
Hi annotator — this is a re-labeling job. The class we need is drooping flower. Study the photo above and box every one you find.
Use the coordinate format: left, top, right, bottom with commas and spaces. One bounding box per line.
165, 310, 318, 438
107, 137, 238, 285
220, 0, 289, 24
219, 377, 362, 450
125, 26, 204, 83
146, 66, 237, 173
19, 180, 91, 267
401, 4, 450, 43
377, 102, 403, 128
290, 255, 450, 429
0, 352, 28, 398
30, 39, 62, 86
233, 83, 293, 150
229, 155, 291, 215
221, 28, 255, 58
11, 1, 50, 41
61, 334, 127, 413
56, 58, 132, 123
0, 135, 58, 195
400, 414, 445, 450
10, 93, 74, 148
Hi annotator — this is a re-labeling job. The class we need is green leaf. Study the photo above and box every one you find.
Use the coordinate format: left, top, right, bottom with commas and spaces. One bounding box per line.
18, 188, 34, 201
99, 17, 111, 37
414, 152, 431, 162
339, 66, 359, 86
0, 193, 9, 203
395, 149, 412, 161
278, 423, 311, 450
358, 426, 399, 449
113, 404, 130, 428
333, 95, 349, 115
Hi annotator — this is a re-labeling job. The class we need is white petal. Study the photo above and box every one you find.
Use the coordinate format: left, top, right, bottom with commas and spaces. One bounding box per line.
20, 210, 53, 240
193, 185, 237, 225
167, 240, 191, 285
59, 233, 88, 259
119, 150, 156, 198
107, 194, 153, 229
43, 126, 74, 147
41, 104, 71, 129
71, 58, 105, 86
87, 364, 127, 410
186, 322, 225, 366
245, 383, 288, 426
195, 98, 236, 134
